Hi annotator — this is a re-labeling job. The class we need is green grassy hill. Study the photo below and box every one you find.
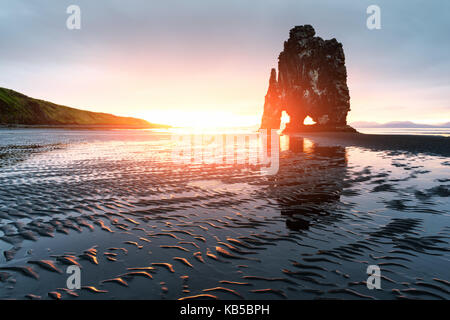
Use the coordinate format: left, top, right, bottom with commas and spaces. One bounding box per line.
0, 87, 169, 128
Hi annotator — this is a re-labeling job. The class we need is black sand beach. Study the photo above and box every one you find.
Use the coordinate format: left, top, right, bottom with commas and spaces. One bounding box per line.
0, 129, 449, 300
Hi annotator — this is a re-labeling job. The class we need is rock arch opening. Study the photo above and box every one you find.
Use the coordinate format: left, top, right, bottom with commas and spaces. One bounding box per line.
303, 116, 316, 125
280, 111, 290, 131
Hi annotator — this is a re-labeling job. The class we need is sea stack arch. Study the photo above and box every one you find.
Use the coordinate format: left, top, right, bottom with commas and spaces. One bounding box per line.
260, 25, 356, 132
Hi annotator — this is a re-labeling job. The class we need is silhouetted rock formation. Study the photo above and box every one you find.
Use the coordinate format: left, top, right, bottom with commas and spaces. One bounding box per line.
260, 25, 356, 132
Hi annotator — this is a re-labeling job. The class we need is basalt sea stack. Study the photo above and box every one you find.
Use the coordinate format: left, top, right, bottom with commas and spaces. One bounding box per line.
260, 25, 356, 132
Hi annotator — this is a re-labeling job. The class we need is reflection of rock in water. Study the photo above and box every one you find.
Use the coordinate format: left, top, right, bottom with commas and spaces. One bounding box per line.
269, 136, 347, 231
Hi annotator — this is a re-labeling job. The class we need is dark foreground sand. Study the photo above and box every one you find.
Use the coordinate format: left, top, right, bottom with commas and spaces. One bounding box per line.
0, 130, 449, 300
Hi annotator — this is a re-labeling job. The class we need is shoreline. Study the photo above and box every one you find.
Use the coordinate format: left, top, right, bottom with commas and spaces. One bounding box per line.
288, 132, 450, 157
1, 126, 449, 157
0, 124, 171, 130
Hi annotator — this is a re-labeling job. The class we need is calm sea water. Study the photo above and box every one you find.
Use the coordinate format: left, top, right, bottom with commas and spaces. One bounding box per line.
0, 128, 449, 300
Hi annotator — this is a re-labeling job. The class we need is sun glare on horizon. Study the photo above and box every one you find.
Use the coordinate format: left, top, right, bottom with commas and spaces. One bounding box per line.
139, 110, 261, 129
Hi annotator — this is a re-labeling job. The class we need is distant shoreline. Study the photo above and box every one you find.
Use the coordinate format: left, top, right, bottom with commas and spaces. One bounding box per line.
0, 124, 171, 130
289, 132, 450, 157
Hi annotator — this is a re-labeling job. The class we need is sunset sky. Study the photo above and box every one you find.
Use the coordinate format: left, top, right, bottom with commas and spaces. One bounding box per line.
1, 0, 449, 127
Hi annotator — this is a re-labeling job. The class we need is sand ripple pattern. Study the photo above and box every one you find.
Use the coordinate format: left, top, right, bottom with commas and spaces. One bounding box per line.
0, 130, 449, 300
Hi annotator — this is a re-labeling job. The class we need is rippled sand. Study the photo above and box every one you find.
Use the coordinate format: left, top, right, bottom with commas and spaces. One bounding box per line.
0, 129, 449, 300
